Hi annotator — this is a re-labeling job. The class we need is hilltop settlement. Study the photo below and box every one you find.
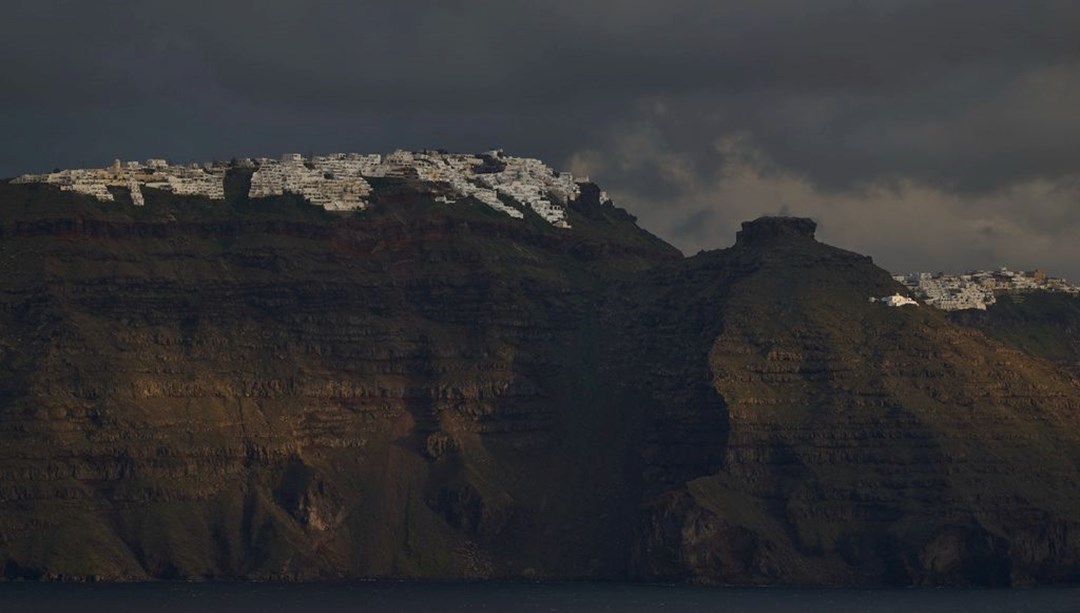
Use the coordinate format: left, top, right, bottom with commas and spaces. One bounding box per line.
894, 268, 1080, 311
11, 150, 601, 229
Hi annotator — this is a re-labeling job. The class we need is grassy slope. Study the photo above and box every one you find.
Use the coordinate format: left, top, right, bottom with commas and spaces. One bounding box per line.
950, 293, 1080, 373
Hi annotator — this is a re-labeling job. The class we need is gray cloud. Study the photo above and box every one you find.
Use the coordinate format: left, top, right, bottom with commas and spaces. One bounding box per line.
573, 127, 1080, 279
1, 1, 1078, 276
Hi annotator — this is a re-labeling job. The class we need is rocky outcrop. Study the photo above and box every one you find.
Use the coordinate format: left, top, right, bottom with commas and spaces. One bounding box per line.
0, 184, 1077, 587
735, 216, 817, 245
617, 221, 1080, 586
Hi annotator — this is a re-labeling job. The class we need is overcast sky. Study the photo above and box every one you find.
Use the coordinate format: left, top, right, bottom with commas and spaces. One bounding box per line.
2, 1, 1078, 277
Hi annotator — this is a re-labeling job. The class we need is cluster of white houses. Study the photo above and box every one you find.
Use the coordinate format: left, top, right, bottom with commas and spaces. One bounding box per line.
247, 153, 375, 212
11, 150, 595, 229
12, 158, 227, 206
894, 268, 1080, 311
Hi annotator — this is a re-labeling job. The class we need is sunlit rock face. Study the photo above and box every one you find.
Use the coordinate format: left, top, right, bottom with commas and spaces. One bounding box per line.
0, 173, 675, 582
0, 166, 1078, 588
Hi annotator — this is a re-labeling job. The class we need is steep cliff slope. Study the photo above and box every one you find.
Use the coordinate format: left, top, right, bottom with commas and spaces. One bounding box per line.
951, 292, 1080, 376
0, 178, 1077, 585
0, 178, 675, 580
619, 219, 1080, 585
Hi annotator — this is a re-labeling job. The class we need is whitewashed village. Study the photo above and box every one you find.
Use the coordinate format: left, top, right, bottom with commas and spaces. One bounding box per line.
10, 150, 602, 229
892, 268, 1080, 311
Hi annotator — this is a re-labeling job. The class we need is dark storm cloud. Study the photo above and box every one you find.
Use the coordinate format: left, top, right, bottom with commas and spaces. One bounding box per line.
2, 1, 1079, 276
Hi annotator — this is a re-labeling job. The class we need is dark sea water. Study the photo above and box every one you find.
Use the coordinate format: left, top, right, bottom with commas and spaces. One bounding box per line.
1, 582, 1077, 613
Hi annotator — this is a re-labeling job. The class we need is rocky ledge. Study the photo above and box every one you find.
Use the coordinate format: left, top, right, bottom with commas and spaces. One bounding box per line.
735, 216, 817, 245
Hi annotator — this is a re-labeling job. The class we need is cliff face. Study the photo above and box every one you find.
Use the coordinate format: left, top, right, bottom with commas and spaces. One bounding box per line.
0, 186, 1078, 587
0, 180, 677, 581
617, 221, 1080, 585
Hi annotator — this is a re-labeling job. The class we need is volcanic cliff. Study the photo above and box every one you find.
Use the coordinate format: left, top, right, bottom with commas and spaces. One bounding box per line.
0, 159, 1078, 586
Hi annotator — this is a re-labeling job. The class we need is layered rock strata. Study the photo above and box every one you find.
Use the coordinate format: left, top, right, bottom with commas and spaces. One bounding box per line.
0, 179, 1077, 587
617, 219, 1080, 585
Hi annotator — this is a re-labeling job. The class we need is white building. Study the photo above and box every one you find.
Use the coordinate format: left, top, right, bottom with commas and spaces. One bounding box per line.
875, 294, 919, 307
